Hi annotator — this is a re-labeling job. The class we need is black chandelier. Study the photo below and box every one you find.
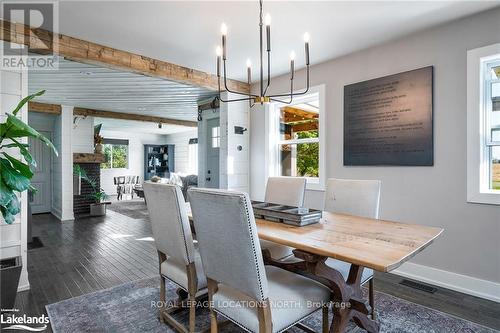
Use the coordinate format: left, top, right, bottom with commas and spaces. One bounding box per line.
215, 0, 310, 107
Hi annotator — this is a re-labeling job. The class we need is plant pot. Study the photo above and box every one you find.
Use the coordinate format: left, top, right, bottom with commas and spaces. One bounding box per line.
1, 256, 22, 310
95, 143, 103, 154
90, 203, 107, 216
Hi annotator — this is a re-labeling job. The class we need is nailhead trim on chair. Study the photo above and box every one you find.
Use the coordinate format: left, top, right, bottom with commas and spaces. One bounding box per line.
145, 183, 194, 266
172, 185, 194, 264
240, 194, 265, 302
192, 189, 266, 302
213, 302, 324, 333
161, 272, 188, 292
213, 308, 254, 333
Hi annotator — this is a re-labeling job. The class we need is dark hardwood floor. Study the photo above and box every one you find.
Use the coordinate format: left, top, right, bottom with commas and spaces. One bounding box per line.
6, 205, 500, 332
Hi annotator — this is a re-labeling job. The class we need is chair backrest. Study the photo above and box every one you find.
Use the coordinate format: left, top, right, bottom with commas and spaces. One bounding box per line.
324, 178, 381, 219
114, 176, 125, 185
265, 177, 306, 207
143, 182, 195, 266
188, 188, 268, 301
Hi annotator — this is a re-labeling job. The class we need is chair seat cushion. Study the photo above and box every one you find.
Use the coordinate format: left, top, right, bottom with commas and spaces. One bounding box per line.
260, 239, 294, 260
160, 246, 207, 291
325, 258, 373, 285
212, 265, 330, 333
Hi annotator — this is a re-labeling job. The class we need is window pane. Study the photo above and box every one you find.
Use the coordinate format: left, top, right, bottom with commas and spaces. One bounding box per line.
111, 145, 128, 168
492, 129, 500, 142
491, 65, 500, 80
212, 137, 220, 148
491, 82, 500, 143
212, 126, 220, 138
279, 142, 319, 178
101, 144, 112, 169
491, 146, 500, 190
279, 104, 319, 141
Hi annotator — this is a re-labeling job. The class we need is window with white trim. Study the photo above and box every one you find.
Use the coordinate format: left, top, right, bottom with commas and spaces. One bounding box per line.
269, 85, 325, 190
101, 138, 129, 169
485, 61, 500, 190
467, 44, 500, 205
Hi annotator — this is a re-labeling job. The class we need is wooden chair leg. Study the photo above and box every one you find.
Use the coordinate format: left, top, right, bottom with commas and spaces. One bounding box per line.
369, 279, 376, 320
322, 304, 329, 333
210, 309, 218, 333
159, 276, 166, 323
207, 278, 219, 333
189, 295, 196, 333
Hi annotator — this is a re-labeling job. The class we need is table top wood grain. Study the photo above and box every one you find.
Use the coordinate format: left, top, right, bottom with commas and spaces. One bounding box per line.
186, 204, 443, 272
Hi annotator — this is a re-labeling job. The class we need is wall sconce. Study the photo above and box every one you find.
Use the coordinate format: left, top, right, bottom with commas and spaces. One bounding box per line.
234, 126, 247, 135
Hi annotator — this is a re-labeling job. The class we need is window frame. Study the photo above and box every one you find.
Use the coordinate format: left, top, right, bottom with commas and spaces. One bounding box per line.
268, 84, 326, 191
467, 43, 500, 205
101, 138, 129, 170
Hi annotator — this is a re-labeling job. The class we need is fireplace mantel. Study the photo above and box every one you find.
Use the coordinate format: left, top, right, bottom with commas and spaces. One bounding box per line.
73, 153, 105, 164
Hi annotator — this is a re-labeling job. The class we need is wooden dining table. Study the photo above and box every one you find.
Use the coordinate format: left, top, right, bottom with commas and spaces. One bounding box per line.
186, 204, 443, 333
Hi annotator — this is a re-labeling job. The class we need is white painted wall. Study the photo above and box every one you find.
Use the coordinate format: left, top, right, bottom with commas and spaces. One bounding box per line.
0, 52, 30, 290
60, 106, 74, 221
165, 129, 198, 174
250, 8, 500, 298
52, 115, 63, 218
99, 129, 168, 194
197, 93, 250, 191
224, 95, 250, 192
2, 7, 494, 299
72, 116, 94, 153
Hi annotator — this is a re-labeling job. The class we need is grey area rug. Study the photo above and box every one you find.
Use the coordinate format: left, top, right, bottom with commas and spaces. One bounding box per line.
46, 277, 498, 333
108, 200, 149, 220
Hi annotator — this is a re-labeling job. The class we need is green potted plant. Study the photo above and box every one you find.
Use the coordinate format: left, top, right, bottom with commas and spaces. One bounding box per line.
73, 165, 109, 216
0, 90, 57, 309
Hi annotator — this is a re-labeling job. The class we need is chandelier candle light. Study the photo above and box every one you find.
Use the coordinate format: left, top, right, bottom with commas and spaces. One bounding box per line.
215, 0, 310, 106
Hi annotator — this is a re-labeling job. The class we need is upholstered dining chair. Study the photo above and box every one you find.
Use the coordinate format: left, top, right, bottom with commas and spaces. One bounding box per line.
188, 188, 331, 333
323, 178, 381, 319
260, 177, 306, 260
143, 182, 207, 333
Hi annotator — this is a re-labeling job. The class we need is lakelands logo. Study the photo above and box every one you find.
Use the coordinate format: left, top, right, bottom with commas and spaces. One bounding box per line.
1, 1, 59, 70
1, 313, 49, 331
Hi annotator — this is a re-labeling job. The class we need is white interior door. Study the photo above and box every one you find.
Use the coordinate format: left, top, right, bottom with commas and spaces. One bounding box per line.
29, 131, 52, 214
205, 118, 220, 188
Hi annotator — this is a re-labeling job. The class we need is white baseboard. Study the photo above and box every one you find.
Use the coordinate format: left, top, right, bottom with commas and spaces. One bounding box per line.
51, 208, 74, 222
51, 207, 62, 221
393, 262, 500, 303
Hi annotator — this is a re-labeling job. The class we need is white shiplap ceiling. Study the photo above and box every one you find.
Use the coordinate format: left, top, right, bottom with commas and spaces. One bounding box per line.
56, 1, 500, 81
28, 58, 217, 121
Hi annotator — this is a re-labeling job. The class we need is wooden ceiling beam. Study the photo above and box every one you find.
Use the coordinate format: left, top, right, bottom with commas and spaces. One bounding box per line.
0, 20, 250, 94
73, 107, 197, 127
28, 101, 197, 127
28, 101, 62, 115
